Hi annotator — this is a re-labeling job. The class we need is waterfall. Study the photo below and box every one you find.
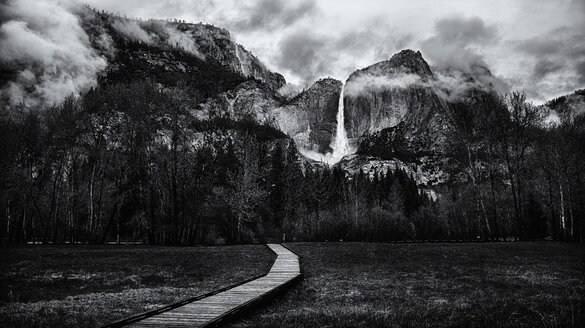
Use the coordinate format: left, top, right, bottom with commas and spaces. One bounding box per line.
297, 82, 352, 165
329, 83, 350, 164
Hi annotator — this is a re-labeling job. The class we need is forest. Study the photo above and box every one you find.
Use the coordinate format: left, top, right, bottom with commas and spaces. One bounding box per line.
0, 80, 583, 245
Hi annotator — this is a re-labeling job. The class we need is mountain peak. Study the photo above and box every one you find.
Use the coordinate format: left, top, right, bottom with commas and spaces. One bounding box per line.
389, 49, 423, 62
314, 77, 342, 88
84, 11, 286, 90
386, 49, 433, 77
343, 49, 446, 140
348, 49, 433, 83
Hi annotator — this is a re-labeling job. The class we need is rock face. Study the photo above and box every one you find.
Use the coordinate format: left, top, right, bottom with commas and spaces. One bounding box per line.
183, 23, 286, 89
340, 123, 450, 188
274, 78, 342, 153
197, 80, 282, 125
336, 50, 455, 186
339, 154, 449, 187
267, 50, 457, 182
343, 50, 446, 139
72, 12, 526, 187
81, 11, 285, 91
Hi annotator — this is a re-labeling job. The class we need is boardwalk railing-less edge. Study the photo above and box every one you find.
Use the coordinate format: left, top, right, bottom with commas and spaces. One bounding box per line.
103, 244, 302, 328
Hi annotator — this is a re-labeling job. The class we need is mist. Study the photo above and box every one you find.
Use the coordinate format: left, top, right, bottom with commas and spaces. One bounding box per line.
0, 0, 107, 107
344, 73, 423, 97
111, 19, 154, 44
140, 20, 206, 60
298, 144, 357, 166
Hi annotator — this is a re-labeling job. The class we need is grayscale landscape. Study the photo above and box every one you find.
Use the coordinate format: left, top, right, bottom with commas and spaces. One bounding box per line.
0, 0, 584, 327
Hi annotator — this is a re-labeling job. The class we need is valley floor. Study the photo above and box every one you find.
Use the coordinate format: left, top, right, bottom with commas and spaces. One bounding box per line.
0, 242, 582, 328
228, 242, 584, 328
0, 244, 275, 328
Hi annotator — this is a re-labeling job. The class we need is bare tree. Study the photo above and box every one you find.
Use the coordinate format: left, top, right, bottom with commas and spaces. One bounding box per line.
225, 135, 267, 243
500, 92, 541, 240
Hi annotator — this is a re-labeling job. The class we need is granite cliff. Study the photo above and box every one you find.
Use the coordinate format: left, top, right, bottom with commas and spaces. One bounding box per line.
78, 10, 286, 91
274, 78, 342, 153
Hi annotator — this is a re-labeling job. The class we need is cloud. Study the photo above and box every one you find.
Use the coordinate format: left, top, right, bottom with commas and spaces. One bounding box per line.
516, 38, 562, 56
275, 30, 331, 85
431, 69, 508, 101
0, 0, 107, 107
274, 15, 509, 101
162, 25, 205, 60
71, 0, 585, 104
273, 17, 415, 88
514, 27, 585, 101
577, 60, 585, 84
421, 16, 498, 72
298, 146, 353, 166
515, 27, 585, 80
111, 19, 154, 44
277, 83, 303, 99
418, 16, 510, 100
231, 0, 317, 32
2, 0, 583, 107
533, 60, 564, 79
434, 16, 497, 45
140, 20, 206, 60
343, 67, 509, 102
344, 73, 423, 97
330, 19, 414, 64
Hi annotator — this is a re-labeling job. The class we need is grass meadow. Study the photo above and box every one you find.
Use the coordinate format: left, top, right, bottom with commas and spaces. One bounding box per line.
229, 242, 584, 328
0, 244, 274, 328
0, 242, 583, 328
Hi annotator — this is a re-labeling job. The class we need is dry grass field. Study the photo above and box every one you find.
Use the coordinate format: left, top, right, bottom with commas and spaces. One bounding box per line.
1, 242, 583, 328
228, 242, 584, 328
0, 244, 275, 328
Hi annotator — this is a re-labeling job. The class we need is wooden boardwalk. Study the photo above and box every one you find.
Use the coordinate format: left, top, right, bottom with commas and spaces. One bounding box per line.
122, 244, 301, 328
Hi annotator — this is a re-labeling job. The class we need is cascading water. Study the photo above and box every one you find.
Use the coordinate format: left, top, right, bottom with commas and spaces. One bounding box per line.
329, 83, 350, 164
297, 82, 353, 165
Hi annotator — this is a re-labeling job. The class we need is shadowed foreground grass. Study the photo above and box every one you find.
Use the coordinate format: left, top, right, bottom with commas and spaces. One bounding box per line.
0, 244, 275, 328
228, 242, 584, 328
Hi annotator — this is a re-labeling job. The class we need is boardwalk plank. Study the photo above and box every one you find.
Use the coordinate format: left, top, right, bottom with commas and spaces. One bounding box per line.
122, 244, 300, 328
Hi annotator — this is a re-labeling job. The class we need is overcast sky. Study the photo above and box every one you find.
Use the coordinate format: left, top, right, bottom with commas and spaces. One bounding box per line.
80, 0, 585, 103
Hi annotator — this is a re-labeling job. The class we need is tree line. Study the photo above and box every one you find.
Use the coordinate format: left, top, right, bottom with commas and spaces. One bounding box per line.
0, 81, 583, 244
444, 90, 584, 242
0, 80, 427, 244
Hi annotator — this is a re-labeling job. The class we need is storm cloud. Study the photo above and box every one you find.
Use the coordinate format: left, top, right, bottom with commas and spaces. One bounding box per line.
516, 28, 585, 81
514, 27, 585, 101
275, 30, 332, 85
0, 0, 107, 107
533, 60, 564, 80
577, 61, 585, 84
273, 17, 415, 88
421, 16, 497, 72
231, 0, 317, 32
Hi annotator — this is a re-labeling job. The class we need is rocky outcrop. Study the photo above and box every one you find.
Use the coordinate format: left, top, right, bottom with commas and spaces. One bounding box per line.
81, 11, 285, 91
180, 23, 286, 90
343, 50, 446, 139
274, 78, 342, 153
338, 154, 449, 187
197, 80, 282, 125
545, 89, 585, 123
331, 50, 457, 186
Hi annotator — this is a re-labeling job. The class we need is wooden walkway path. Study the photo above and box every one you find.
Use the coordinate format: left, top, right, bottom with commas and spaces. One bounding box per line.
118, 244, 301, 328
